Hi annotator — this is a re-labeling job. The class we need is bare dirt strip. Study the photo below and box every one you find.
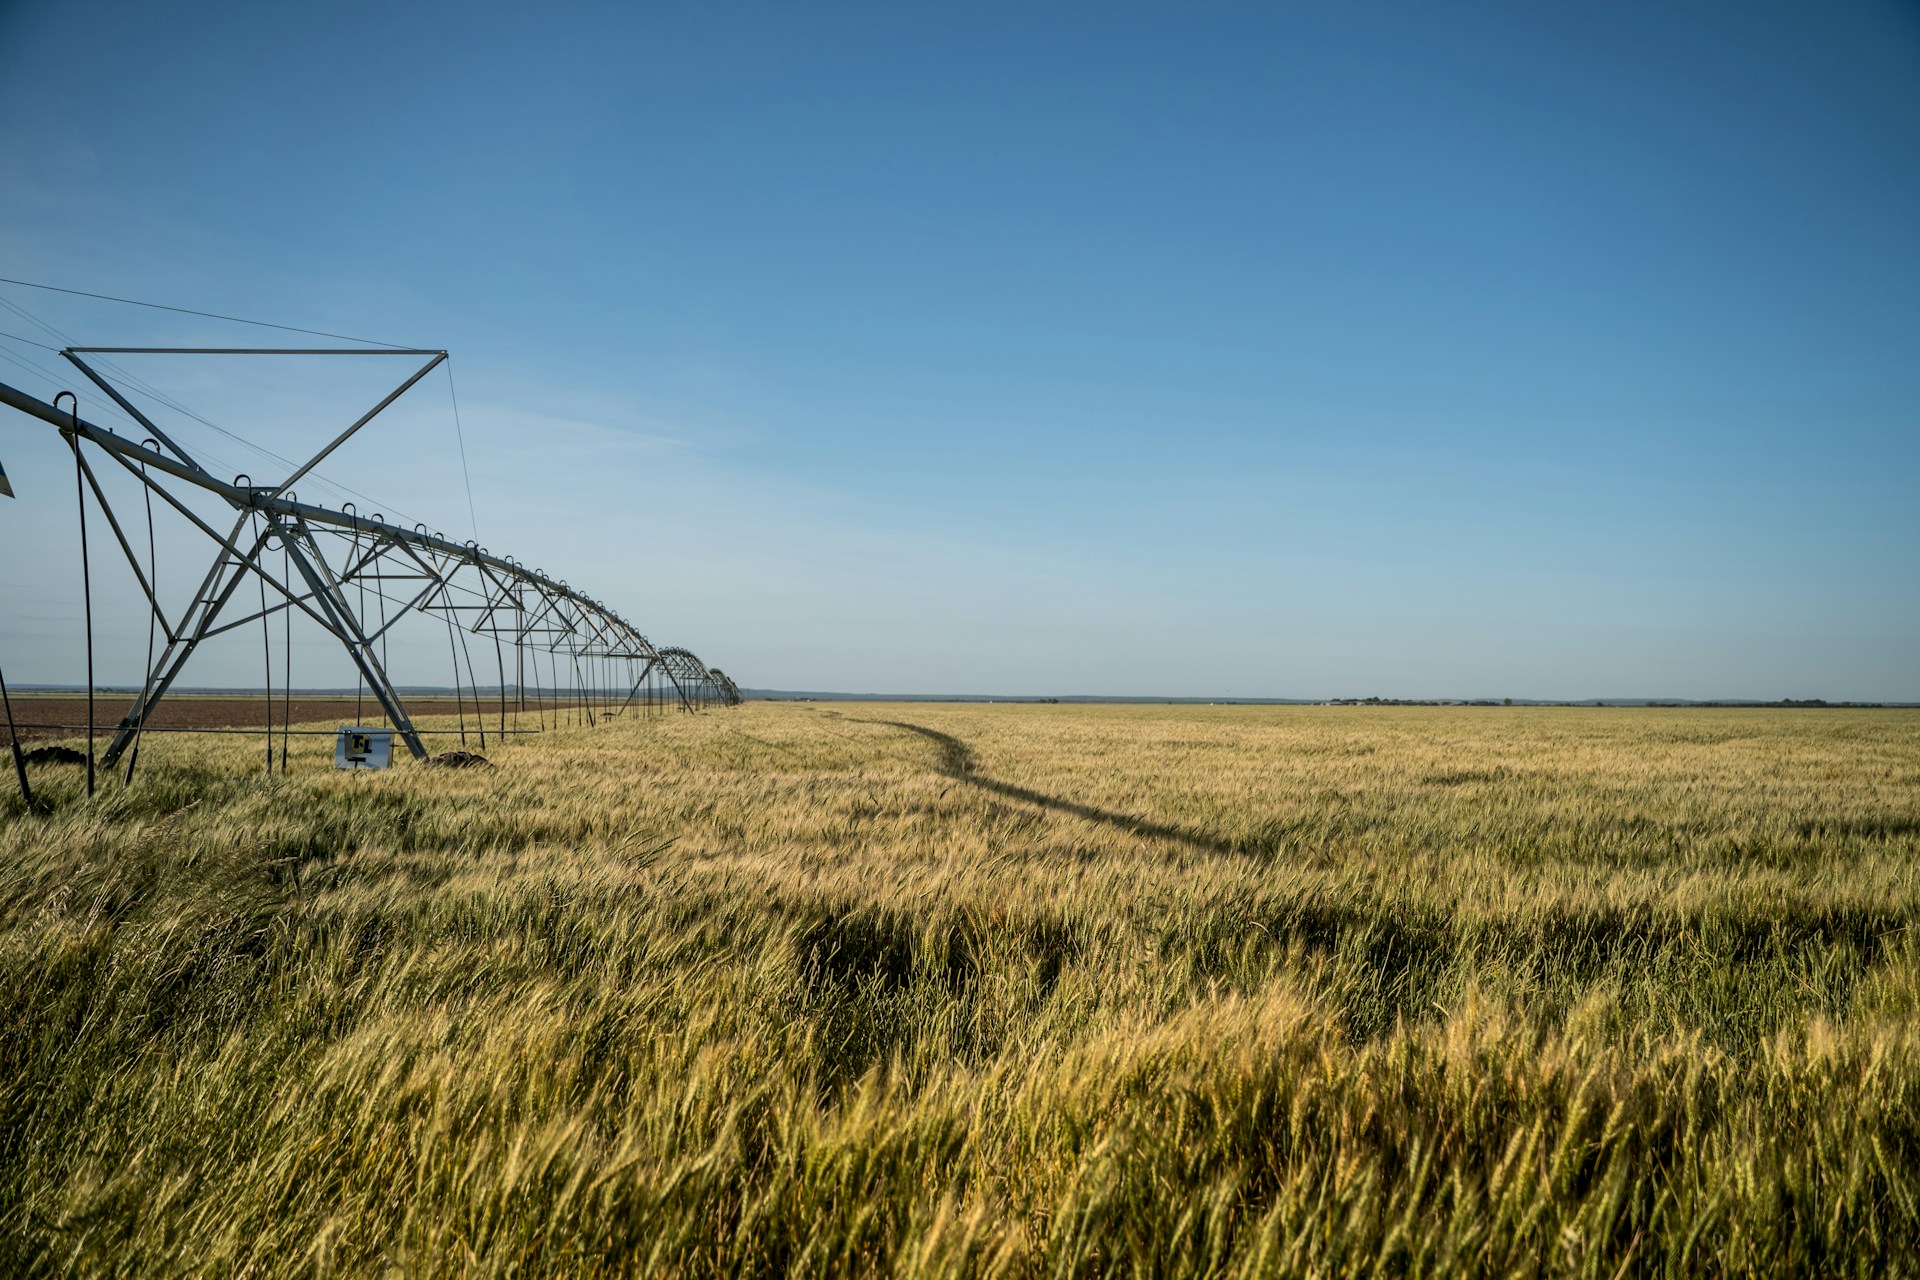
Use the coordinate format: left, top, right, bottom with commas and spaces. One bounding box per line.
1, 696, 555, 744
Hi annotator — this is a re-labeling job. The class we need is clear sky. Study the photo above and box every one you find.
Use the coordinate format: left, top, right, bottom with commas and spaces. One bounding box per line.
1, 0, 1915, 699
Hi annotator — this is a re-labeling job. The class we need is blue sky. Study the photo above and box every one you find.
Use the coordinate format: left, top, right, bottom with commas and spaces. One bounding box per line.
1, 0, 1915, 698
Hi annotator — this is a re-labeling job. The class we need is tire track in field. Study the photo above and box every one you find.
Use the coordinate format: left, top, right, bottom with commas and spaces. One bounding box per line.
849, 716, 1240, 856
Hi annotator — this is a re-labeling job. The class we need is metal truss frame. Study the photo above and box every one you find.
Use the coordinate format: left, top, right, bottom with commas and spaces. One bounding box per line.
0, 349, 738, 766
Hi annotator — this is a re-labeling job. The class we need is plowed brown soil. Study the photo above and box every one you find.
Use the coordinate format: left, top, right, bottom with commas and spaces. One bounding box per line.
1, 695, 550, 743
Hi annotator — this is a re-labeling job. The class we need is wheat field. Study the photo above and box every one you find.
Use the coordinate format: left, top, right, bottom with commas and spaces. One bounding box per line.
2, 702, 1917, 1277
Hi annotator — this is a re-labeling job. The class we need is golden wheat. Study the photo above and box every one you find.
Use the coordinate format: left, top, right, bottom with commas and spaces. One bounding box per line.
2, 703, 1917, 1276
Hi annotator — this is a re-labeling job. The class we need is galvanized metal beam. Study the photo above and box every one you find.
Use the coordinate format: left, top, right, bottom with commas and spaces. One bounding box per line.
1, 357, 739, 761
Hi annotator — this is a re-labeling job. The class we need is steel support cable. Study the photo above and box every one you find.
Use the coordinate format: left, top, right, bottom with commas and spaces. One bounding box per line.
84, 362, 264, 468
0, 346, 141, 437
492, 628, 507, 740
3, 377, 739, 753
445, 360, 479, 541
0, 298, 90, 360
3, 296, 306, 495
125, 448, 159, 784
571, 649, 596, 727
513, 591, 525, 733
524, 608, 538, 732
88, 367, 428, 530
453, 615, 486, 751
564, 646, 574, 727
41, 362, 409, 535
1, 661, 32, 810
254, 511, 273, 776
118, 380, 421, 527
60, 353, 431, 531
465, 550, 508, 739
443, 604, 467, 748
3, 293, 424, 523
0, 324, 59, 350
0, 277, 412, 349
346, 512, 366, 725
508, 582, 521, 730
374, 545, 392, 728
61, 396, 97, 797
12, 306, 269, 485
281, 536, 292, 773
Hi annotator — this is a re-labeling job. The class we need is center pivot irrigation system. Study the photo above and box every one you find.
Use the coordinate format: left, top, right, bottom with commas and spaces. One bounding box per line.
0, 340, 739, 784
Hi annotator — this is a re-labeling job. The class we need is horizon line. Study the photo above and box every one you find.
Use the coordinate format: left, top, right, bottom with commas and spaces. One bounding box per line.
5, 684, 1915, 708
